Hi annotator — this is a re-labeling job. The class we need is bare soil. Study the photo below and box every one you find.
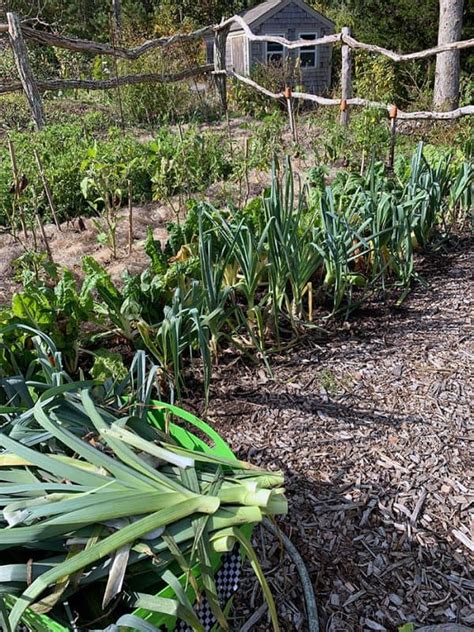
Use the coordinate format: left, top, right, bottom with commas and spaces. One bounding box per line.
186, 237, 473, 632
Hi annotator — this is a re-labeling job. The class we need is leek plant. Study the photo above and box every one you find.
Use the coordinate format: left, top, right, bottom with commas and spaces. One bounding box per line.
0, 332, 287, 632
137, 286, 212, 406
313, 189, 371, 313
263, 163, 323, 327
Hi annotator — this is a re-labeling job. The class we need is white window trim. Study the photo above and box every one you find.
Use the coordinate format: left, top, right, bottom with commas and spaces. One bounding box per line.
298, 31, 319, 69
265, 33, 287, 64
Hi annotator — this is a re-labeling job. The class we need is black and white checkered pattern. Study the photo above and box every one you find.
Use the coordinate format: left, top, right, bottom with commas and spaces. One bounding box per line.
175, 545, 242, 632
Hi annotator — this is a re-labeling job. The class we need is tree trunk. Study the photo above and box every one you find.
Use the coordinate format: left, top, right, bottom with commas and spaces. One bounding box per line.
433, 0, 464, 111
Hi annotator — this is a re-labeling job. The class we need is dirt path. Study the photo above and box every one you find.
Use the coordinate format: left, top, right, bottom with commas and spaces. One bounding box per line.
192, 238, 473, 631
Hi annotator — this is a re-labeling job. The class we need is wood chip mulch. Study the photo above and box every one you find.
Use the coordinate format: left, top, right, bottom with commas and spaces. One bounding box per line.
189, 237, 473, 631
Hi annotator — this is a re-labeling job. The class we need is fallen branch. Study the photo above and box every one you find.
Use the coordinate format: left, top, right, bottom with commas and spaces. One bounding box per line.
218, 14, 340, 49
0, 15, 473, 63
239, 603, 268, 632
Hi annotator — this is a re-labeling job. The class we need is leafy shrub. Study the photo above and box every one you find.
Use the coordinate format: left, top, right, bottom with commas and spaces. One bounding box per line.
149, 126, 233, 202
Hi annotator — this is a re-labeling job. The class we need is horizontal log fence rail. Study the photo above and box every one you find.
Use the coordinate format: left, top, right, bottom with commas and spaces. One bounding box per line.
0, 65, 214, 95
1, 16, 472, 61
221, 70, 474, 121
0, 11, 473, 131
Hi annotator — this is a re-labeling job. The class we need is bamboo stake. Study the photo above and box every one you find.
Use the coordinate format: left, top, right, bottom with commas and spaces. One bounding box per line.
33, 149, 61, 231
36, 212, 53, 261
244, 137, 250, 206
128, 179, 133, 256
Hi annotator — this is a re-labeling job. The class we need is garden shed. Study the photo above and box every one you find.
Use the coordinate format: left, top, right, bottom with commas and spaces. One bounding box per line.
208, 0, 335, 94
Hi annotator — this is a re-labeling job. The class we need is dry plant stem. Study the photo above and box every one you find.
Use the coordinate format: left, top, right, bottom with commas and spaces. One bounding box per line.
177, 120, 184, 141
31, 218, 38, 250
360, 150, 366, 176
239, 603, 268, 632
33, 149, 61, 231
262, 518, 320, 632
128, 179, 133, 256
36, 212, 53, 261
225, 111, 233, 146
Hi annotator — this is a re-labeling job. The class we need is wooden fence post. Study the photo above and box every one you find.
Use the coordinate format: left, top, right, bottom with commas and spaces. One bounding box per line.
340, 26, 352, 126
7, 12, 45, 130
388, 105, 398, 168
285, 86, 298, 143
214, 24, 230, 113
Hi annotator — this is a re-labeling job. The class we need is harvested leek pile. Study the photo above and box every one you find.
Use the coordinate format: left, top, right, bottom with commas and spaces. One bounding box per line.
0, 348, 286, 631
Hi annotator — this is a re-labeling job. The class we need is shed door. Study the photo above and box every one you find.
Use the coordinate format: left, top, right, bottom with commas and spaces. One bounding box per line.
230, 36, 246, 73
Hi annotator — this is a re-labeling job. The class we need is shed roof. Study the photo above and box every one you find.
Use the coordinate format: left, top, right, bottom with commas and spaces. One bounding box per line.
230, 0, 334, 33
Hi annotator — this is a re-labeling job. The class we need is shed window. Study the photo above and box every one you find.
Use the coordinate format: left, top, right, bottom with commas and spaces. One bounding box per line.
299, 33, 317, 68
266, 36, 285, 64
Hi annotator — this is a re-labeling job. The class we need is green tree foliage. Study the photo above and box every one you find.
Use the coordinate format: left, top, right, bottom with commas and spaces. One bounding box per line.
312, 0, 439, 52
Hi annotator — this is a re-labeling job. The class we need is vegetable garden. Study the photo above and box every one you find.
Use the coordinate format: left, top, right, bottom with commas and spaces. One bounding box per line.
0, 17, 473, 625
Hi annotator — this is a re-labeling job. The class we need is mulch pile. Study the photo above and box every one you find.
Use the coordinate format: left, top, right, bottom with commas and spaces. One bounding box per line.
189, 237, 473, 631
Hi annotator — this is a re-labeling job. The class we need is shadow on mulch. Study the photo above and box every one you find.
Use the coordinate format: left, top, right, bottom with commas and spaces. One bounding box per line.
230, 455, 472, 632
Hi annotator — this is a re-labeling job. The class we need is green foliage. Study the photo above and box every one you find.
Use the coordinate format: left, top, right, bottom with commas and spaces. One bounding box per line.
1, 265, 94, 374
228, 62, 297, 118
354, 54, 397, 104
311, 0, 439, 53
149, 126, 233, 202
119, 53, 207, 126
0, 124, 150, 227
81, 142, 134, 257
310, 108, 391, 168
90, 348, 128, 382
144, 226, 168, 274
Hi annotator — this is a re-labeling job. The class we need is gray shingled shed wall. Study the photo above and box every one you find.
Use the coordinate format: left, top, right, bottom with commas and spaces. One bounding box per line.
206, 0, 334, 94
251, 2, 333, 93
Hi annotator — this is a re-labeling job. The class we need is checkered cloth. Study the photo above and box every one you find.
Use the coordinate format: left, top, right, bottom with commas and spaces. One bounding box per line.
176, 545, 242, 631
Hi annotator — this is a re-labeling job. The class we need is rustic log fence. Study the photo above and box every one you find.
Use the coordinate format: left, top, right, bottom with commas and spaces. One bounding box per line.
0, 11, 473, 132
